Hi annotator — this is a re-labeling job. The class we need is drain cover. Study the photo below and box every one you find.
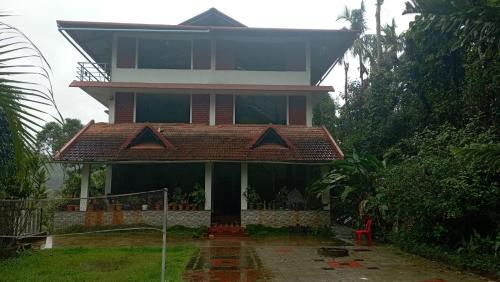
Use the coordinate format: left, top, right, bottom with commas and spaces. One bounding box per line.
318, 247, 349, 258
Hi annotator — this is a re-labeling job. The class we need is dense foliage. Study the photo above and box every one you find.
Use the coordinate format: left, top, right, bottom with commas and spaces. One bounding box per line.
314, 0, 499, 276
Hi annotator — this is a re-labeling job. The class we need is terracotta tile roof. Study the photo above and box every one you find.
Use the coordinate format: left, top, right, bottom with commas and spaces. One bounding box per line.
54, 123, 343, 163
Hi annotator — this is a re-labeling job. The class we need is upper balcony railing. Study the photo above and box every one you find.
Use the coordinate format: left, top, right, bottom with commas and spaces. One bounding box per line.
76, 62, 110, 82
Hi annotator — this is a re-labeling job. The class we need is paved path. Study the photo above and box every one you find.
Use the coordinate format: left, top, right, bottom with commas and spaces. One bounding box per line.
48, 232, 494, 281
182, 237, 492, 282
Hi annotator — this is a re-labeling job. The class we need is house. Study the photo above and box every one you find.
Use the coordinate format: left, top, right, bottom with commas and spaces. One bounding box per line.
53, 8, 356, 230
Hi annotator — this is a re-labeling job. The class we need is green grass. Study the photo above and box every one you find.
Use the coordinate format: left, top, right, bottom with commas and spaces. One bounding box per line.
0, 246, 196, 282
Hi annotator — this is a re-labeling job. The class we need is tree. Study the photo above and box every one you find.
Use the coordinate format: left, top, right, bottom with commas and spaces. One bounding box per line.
37, 118, 83, 156
337, 1, 368, 92
375, 0, 384, 65
0, 14, 61, 193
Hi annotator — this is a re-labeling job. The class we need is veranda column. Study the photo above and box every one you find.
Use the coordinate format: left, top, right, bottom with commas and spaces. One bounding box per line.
104, 165, 112, 195
241, 162, 248, 210
321, 166, 330, 210
204, 162, 212, 210
80, 164, 90, 211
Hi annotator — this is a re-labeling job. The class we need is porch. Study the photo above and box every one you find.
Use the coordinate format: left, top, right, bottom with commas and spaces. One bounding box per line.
55, 162, 331, 230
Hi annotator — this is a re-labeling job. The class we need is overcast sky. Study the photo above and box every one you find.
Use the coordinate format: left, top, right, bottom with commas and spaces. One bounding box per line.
3, 0, 415, 124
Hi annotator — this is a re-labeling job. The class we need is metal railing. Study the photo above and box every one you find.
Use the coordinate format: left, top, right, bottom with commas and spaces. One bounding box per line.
76, 62, 110, 82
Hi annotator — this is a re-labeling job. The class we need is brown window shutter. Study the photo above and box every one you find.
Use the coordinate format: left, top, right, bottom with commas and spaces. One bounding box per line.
117, 37, 136, 68
288, 96, 306, 125
215, 40, 235, 70
191, 94, 210, 124
115, 93, 134, 123
215, 94, 233, 125
286, 42, 306, 71
193, 40, 211, 70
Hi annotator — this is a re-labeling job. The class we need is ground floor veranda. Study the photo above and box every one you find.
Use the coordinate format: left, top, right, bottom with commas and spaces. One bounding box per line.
56, 162, 331, 230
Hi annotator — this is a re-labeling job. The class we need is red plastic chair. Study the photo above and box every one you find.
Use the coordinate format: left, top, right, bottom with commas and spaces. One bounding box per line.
355, 218, 373, 245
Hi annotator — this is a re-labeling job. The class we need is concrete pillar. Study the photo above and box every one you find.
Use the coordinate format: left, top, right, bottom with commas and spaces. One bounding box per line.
80, 164, 90, 211
306, 94, 313, 127
321, 166, 330, 210
104, 165, 112, 195
241, 162, 248, 210
204, 162, 212, 210
209, 94, 216, 126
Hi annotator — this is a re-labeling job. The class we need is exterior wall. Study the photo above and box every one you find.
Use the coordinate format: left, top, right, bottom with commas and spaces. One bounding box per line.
288, 95, 307, 125
215, 94, 233, 125
191, 94, 210, 124
114, 92, 134, 123
241, 210, 330, 228
53, 210, 211, 231
112, 69, 310, 85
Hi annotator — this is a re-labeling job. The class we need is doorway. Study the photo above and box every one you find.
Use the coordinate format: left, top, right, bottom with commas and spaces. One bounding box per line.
212, 162, 241, 224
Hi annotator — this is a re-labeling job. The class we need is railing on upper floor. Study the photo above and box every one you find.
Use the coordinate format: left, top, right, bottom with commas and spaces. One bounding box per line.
76, 62, 110, 82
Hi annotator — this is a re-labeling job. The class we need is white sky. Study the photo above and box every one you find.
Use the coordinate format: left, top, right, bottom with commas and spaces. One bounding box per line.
2, 0, 415, 123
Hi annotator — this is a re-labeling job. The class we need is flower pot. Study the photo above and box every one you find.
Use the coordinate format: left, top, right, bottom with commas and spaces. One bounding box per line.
114, 204, 123, 211
141, 204, 148, 211
168, 204, 176, 210
178, 204, 184, 211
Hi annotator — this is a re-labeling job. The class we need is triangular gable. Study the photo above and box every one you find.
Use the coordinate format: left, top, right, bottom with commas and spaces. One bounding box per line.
249, 126, 295, 150
120, 125, 174, 150
179, 8, 246, 27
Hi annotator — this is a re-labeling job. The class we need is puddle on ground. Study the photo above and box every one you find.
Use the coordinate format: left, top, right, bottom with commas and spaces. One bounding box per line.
183, 239, 272, 281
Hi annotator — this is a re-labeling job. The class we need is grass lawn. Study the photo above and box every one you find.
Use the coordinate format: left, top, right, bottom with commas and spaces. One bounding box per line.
0, 246, 196, 282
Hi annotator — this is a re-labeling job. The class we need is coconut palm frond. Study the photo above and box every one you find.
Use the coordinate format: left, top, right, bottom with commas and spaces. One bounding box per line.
0, 14, 62, 181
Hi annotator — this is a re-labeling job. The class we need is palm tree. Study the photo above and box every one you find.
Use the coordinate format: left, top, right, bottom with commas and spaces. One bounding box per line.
375, 0, 384, 65
337, 1, 368, 93
0, 14, 61, 190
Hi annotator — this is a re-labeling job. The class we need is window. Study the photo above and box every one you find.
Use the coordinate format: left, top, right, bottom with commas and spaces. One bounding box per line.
235, 95, 286, 124
192, 39, 211, 69
138, 39, 191, 69
216, 41, 305, 71
136, 94, 190, 123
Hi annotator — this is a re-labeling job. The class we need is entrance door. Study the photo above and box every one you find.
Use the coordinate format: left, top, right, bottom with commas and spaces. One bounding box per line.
212, 162, 241, 224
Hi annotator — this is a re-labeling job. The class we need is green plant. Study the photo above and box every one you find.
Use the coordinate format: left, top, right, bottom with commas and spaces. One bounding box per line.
190, 182, 205, 209
243, 185, 261, 208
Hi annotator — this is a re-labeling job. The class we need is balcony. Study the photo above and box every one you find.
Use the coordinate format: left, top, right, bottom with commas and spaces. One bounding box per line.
76, 62, 110, 82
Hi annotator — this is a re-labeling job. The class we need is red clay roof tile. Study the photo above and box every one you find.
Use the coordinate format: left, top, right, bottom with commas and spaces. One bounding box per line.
54, 123, 342, 163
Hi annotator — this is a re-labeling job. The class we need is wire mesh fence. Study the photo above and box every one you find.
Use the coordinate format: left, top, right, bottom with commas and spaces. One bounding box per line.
1, 189, 172, 280
0, 189, 169, 238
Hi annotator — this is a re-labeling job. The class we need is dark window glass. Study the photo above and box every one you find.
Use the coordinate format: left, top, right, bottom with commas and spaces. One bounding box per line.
138, 39, 191, 69
216, 41, 305, 71
193, 39, 211, 69
235, 96, 286, 124
136, 94, 190, 123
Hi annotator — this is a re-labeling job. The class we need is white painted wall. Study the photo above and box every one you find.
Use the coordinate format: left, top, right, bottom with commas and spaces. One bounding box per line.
112, 69, 309, 85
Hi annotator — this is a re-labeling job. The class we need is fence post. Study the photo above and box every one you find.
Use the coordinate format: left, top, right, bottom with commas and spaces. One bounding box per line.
161, 188, 168, 282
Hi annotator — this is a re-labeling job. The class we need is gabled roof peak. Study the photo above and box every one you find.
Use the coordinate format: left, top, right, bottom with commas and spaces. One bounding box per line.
120, 125, 174, 150
249, 126, 295, 150
179, 7, 246, 27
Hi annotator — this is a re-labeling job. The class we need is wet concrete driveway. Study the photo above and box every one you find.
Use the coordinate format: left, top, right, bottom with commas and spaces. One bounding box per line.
49, 233, 493, 282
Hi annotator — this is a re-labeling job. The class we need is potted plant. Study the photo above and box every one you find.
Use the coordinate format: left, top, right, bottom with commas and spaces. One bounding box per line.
191, 182, 205, 211
275, 186, 289, 210
128, 196, 142, 210
244, 186, 261, 210
172, 188, 184, 210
